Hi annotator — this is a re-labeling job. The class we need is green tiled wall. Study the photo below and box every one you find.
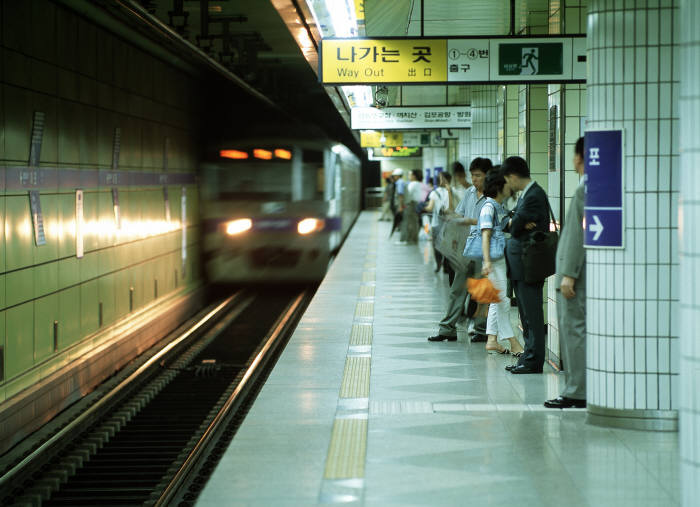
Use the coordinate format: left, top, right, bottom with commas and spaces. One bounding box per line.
0, 0, 202, 397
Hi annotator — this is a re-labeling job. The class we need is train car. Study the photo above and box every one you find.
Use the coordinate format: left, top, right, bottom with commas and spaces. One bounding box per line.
200, 137, 361, 284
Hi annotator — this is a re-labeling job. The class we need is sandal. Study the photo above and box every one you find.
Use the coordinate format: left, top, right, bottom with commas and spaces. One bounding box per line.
511, 351, 523, 358
486, 346, 510, 355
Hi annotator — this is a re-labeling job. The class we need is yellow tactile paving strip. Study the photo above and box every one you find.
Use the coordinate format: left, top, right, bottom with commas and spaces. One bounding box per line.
349, 324, 373, 346
322, 216, 378, 484
354, 301, 374, 319
323, 419, 368, 479
339, 356, 371, 399
361, 271, 376, 282
358, 285, 375, 298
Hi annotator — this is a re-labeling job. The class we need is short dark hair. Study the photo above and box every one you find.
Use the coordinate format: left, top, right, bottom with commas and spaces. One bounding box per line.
575, 137, 584, 158
411, 169, 423, 181
451, 161, 466, 175
484, 169, 507, 198
469, 157, 493, 174
501, 156, 530, 178
440, 171, 452, 183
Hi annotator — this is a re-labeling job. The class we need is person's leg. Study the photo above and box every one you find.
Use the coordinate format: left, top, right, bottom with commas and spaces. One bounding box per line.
435, 268, 468, 338
485, 303, 507, 353
433, 246, 443, 272
489, 259, 518, 352
445, 260, 455, 286
511, 280, 530, 366
517, 280, 545, 369
558, 283, 587, 399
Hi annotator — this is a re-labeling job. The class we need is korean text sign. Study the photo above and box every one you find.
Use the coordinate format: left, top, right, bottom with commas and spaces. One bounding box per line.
584, 129, 624, 249
320, 39, 447, 84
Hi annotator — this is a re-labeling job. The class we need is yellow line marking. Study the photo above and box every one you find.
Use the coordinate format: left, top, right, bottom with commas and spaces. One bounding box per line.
349, 324, 373, 346
339, 357, 371, 399
361, 272, 376, 282
354, 302, 374, 319
323, 419, 368, 479
358, 285, 375, 298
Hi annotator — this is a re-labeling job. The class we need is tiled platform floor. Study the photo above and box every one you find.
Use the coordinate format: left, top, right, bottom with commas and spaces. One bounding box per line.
197, 211, 679, 506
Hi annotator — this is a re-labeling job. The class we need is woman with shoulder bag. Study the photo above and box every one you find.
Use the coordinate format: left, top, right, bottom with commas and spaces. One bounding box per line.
466, 170, 524, 356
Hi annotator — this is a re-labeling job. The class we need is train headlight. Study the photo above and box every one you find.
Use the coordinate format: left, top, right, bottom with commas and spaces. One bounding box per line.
226, 218, 252, 235
297, 218, 323, 235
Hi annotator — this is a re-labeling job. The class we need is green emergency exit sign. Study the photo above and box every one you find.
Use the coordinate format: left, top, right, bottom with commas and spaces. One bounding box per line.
498, 42, 563, 76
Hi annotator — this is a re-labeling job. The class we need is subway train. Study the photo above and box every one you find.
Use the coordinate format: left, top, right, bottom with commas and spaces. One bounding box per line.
200, 137, 361, 284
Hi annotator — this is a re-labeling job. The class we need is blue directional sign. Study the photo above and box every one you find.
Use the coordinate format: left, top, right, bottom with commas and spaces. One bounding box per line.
584, 129, 624, 248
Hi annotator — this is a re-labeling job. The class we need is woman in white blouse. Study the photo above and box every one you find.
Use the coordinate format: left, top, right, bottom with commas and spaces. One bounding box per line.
480, 170, 525, 356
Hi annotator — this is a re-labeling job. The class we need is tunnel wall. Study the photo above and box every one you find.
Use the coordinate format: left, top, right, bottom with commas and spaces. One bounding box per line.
0, 0, 202, 404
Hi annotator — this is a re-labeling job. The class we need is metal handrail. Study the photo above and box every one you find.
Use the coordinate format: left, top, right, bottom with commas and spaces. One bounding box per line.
154, 291, 308, 506
0, 293, 242, 490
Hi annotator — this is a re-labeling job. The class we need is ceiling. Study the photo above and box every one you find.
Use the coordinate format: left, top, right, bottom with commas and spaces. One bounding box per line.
131, 0, 561, 142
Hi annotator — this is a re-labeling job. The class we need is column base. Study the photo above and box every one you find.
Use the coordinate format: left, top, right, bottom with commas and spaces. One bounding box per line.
586, 404, 678, 431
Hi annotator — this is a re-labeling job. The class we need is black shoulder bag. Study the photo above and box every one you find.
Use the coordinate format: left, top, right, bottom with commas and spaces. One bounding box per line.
521, 199, 559, 283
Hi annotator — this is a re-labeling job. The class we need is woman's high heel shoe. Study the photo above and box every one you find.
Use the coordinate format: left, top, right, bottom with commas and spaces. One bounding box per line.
485, 343, 510, 355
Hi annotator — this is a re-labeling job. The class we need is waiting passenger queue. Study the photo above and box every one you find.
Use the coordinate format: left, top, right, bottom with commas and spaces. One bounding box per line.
382, 139, 587, 410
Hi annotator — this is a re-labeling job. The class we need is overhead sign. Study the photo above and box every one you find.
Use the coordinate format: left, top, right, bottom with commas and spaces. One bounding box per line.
584, 129, 624, 249
360, 131, 403, 147
371, 147, 422, 158
351, 107, 471, 130
321, 36, 586, 84
402, 131, 445, 147
321, 38, 447, 83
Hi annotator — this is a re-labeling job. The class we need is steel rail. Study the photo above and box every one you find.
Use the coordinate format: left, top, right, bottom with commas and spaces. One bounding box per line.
0, 292, 244, 491
154, 290, 309, 506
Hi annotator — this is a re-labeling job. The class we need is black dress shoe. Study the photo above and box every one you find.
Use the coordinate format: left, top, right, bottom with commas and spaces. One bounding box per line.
544, 396, 586, 409
505, 364, 518, 371
428, 334, 457, 342
509, 365, 543, 374
470, 334, 487, 343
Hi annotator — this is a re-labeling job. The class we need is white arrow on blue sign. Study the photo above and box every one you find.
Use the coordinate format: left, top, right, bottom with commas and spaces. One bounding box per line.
584, 129, 624, 249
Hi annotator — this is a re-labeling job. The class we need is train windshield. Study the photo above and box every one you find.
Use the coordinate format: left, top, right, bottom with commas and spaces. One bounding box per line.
208, 162, 293, 201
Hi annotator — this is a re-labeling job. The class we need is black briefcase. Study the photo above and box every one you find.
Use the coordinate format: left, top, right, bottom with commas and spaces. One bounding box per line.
521, 201, 559, 283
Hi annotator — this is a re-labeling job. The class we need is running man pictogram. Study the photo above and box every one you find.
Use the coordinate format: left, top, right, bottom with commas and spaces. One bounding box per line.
522, 48, 539, 74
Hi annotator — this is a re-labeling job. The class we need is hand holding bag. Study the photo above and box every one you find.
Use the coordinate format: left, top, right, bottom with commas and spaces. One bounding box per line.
521, 200, 559, 283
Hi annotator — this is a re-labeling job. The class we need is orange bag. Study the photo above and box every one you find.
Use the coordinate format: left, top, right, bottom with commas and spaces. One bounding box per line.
466, 277, 501, 303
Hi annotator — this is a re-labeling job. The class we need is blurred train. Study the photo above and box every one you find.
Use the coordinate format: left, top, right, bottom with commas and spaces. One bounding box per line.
200, 137, 361, 284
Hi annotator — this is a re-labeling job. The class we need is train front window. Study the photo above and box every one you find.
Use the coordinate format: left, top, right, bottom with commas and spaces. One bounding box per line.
211, 162, 293, 201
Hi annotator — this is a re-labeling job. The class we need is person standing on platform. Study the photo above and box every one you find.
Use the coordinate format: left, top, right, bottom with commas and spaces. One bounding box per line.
501, 156, 550, 374
379, 177, 394, 221
480, 170, 525, 356
451, 161, 470, 203
424, 171, 455, 276
427, 158, 491, 342
545, 138, 587, 408
402, 169, 423, 244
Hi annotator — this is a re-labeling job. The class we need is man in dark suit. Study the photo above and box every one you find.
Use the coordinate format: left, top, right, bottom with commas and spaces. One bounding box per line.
501, 157, 550, 374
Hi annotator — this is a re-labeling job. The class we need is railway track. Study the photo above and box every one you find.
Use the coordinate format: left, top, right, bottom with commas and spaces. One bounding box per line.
0, 287, 312, 506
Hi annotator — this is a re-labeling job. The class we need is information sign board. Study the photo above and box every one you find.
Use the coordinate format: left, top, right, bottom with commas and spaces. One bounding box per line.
584, 129, 624, 249
360, 131, 403, 147
371, 146, 422, 158
351, 106, 471, 129
321, 38, 447, 84
321, 36, 586, 85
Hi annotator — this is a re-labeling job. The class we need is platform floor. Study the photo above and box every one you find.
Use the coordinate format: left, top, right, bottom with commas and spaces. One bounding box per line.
197, 211, 679, 506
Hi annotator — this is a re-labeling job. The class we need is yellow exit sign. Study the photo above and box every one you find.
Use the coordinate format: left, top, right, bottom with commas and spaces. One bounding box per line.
320, 38, 447, 84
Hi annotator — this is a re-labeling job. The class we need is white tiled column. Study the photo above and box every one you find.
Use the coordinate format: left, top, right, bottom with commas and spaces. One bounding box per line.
585, 0, 680, 430
679, 0, 700, 501
457, 129, 471, 169
471, 86, 500, 163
